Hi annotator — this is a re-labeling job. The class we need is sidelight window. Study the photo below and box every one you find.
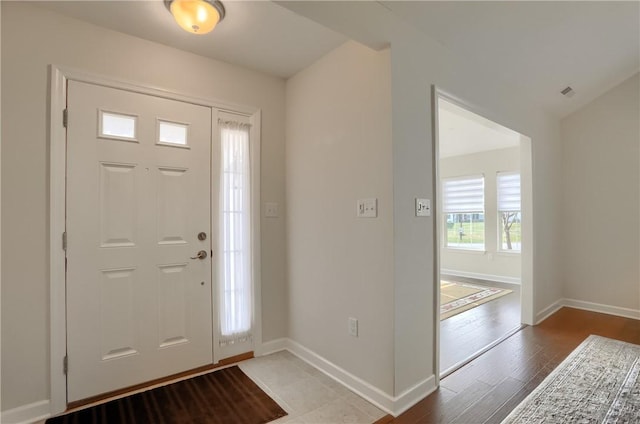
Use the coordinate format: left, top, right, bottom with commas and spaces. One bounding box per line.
218, 119, 253, 345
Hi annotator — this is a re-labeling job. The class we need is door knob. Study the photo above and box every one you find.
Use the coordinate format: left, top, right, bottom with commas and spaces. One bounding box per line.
190, 250, 208, 260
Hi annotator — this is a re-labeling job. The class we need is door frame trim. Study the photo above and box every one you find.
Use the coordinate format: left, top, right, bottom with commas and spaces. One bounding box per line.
430, 86, 535, 380
49, 65, 263, 415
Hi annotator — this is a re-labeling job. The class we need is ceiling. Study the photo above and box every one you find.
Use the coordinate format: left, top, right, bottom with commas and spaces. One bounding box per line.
279, 1, 640, 118
33, 0, 347, 78
438, 98, 521, 159
380, 1, 640, 118
34, 1, 639, 118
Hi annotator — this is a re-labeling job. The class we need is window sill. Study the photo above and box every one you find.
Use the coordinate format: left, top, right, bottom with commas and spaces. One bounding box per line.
496, 250, 521, 256
443, 248, 486, 255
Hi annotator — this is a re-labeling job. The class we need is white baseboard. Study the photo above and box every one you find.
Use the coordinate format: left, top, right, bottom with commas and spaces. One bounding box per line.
563, 298, 640, 320
392, 374, 437, 416
441, 269, 521, 285
285, 338, 436, 417
286, 338, 395, 414
255, 337, 288, 357
536, 298, 640, 325
1, 400, 50, 424
535, 299, 564, 324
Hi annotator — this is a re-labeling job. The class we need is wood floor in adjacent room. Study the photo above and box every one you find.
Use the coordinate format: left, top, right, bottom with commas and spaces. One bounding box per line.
390, 307, 640, 424
440, 277, 521, 374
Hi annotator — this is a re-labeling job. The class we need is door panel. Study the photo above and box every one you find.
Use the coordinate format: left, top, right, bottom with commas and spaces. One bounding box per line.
66, 81, 213, 402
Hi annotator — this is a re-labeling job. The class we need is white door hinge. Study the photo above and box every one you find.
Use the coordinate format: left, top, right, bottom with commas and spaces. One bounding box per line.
63, 355, 68, 375
62, 232, 67, 251
63, 109, 68, 128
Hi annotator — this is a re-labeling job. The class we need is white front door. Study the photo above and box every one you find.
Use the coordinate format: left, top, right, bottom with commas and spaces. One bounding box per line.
66, 81, 214, 402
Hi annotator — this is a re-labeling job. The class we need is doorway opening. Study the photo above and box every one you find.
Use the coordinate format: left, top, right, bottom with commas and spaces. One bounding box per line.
434, 92, 533, 377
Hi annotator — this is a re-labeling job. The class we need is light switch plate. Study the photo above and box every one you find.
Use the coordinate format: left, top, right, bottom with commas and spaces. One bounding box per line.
357, 198, 377, 218
415, 198, 431, 217
265, 202, 279, 218
348, 317, 358, 337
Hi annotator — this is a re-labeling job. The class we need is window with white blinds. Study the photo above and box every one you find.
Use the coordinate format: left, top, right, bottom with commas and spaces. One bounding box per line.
443, 176, 484, 213
218, 119, 253, 345
497, 172, 521, 251
497, 172, 521, 211
443, 176, 485, 250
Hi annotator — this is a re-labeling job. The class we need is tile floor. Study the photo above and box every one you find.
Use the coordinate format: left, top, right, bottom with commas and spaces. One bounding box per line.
35, 350, 386, 424
239, 350, 386, 423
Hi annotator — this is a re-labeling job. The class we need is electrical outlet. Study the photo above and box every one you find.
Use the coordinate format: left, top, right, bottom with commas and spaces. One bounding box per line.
357, 198, 377, 218
265, 202, 279, 218
348, 317, 358, 337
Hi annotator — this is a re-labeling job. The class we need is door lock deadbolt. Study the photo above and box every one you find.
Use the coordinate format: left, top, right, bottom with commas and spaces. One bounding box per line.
198, 232, 207, 241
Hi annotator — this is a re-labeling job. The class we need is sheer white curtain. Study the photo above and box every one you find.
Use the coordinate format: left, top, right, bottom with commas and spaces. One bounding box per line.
218, 119, 252, 345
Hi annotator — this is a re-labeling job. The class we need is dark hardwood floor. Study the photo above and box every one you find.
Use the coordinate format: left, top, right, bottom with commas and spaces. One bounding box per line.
392, 307, 640, 424
440, 277, 521, 373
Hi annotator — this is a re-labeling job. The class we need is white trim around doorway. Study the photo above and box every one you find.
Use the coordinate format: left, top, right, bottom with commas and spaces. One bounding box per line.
431, 86, 535, 380
49, 65, 263, 416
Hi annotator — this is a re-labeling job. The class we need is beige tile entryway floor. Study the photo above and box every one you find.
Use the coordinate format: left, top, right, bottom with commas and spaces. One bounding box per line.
35, 350, 386, 424
239, 350, 386, 423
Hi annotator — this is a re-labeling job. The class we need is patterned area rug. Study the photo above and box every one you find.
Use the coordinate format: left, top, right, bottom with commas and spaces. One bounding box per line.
440, 281, 512, 320
502, 335, 640, 423
46, 365, 287, 424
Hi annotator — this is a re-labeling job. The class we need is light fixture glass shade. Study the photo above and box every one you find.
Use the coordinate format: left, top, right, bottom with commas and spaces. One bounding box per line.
166, 0, 225, 35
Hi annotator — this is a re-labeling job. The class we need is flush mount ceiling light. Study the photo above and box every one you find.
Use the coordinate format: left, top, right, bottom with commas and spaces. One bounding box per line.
164, 0, 225, 35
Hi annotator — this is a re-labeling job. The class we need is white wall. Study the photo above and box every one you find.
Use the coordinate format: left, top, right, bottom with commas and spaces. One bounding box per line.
390, 22, 561, 396
1, 2, 287, 411
286, 42, 394, 394
279, 1, 563, 401
0, 2, 3, 415
561, 73, 640, 311
440, 147, 521, 282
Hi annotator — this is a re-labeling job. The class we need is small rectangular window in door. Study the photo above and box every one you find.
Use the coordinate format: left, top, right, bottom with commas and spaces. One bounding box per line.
99, 110, 138, 141
157, 120, 190, 148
